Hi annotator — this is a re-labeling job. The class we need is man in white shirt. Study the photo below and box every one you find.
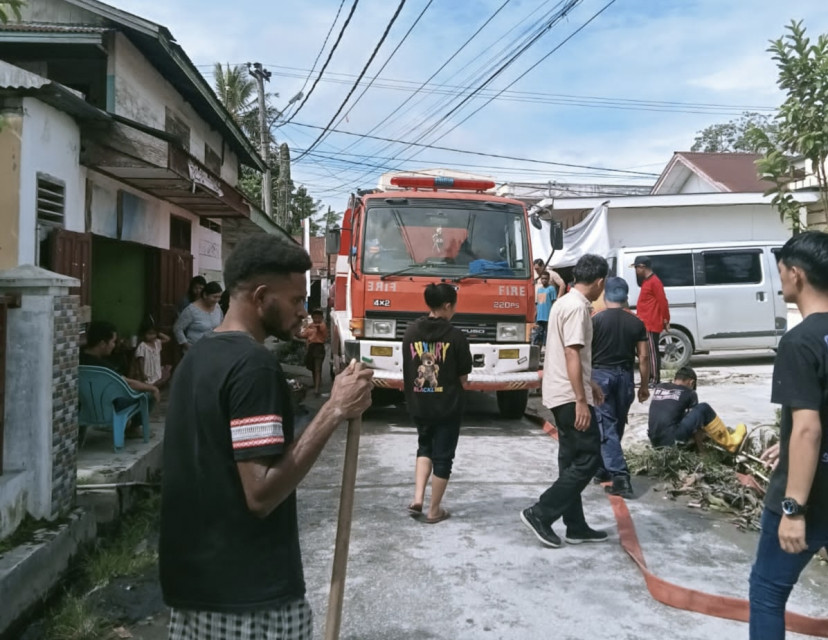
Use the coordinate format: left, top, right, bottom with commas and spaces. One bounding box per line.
521, 254, 609, 548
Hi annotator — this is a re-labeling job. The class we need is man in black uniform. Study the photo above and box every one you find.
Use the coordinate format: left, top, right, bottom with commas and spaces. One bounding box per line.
591, 277, 649, 498
647, 366, 745, 452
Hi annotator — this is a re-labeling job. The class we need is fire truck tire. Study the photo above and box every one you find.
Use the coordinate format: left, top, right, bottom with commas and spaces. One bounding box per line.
496, 390, 529, 420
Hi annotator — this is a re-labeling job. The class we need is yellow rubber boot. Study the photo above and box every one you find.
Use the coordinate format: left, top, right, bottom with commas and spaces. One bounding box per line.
703, 416, 747, 453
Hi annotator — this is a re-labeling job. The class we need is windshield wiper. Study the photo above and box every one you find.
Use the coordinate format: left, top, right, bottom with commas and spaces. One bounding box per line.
380, 265, 425, 281
453, 267, 510, 283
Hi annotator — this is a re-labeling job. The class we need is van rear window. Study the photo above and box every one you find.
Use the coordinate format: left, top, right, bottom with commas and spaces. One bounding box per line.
650, 253, 694, 287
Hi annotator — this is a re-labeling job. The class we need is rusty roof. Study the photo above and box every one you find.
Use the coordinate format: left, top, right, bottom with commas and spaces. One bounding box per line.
673, 152, 771, 193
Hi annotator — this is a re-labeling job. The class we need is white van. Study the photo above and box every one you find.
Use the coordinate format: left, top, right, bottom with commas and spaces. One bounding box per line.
608, 241, 787, 368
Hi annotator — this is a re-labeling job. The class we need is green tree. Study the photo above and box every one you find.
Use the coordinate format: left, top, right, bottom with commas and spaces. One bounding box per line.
313, 206, 341, 237
691, 111, 778, 153
288, 185, 322, 236
213, 63, 257, 132
0, 1, 24, 23
751, 21, 828, 231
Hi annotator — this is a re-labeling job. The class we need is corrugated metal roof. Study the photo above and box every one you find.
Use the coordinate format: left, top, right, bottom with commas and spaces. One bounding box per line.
0, 22, 109, 33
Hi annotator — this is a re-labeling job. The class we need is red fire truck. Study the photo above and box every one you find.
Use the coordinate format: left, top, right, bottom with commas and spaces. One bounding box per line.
327, 175, 556, 418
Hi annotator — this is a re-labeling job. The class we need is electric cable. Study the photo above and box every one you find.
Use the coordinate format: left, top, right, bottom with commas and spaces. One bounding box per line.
288, 121, 659, 176
279, 0, 347, 122
281, 0, 360, 125
296, 0, 408, 161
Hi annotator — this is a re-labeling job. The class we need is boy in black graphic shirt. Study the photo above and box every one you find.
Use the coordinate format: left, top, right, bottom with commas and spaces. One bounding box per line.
749, 231, 828, 639
403, 283, 472, 524
647, 367, 746, 452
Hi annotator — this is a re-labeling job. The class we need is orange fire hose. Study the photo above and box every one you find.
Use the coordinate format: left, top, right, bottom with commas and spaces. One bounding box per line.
539, 419, 828, 637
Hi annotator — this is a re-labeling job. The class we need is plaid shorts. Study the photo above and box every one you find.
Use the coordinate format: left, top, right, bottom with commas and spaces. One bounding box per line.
168, 599, 313, 640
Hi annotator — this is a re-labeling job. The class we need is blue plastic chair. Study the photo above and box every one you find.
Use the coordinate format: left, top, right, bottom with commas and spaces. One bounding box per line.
77, 365, 151, 451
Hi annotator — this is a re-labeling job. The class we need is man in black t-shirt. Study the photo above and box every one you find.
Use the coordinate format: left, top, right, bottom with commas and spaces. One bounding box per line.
591, 277, 649, 498
403, 283, 472, 524
159, 235, 373, 640
647, 367, 745, 452
748, 232, 828, 639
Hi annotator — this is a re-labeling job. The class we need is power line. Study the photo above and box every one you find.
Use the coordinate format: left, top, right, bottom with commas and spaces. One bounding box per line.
343, 0, 570, 165
299, 148, 656, 180
296, 0, 408, 161
197, 62, 775, 114
289, 121, 659, 176
282, 0, 360, 125
368, 0, 622, 183
330, 0, 515, 157
318, 0, 600, 186
319, 0, 434, 146
289, 0, 347, 116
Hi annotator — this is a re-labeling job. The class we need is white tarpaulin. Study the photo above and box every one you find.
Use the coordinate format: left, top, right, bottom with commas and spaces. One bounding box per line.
530, 201, 610, 268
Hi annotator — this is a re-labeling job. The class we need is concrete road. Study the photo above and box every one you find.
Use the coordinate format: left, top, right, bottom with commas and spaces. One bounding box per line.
84, 351, 827, 640
296, 391, 826, 640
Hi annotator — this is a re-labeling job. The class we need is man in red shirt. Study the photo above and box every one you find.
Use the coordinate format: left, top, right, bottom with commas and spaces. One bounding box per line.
632, 256, 670, 386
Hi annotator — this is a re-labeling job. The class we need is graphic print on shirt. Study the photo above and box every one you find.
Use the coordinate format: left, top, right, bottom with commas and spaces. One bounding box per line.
652, 387, 683, 402
410, 341, 451, 392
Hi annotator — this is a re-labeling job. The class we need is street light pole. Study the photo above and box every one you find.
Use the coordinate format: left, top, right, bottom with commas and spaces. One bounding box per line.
248, 62, 272, 218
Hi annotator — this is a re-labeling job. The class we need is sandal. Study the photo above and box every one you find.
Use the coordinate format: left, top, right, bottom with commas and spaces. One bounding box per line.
425, 509, 451, 524
407, 503, 423, 517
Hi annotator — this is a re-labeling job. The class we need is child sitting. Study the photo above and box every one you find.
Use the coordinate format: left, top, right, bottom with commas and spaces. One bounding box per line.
134, 321, 172, 389
648, 366, 746, 452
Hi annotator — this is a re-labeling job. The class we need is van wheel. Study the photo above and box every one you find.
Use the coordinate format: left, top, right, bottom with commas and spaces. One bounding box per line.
659, 328, 693, 369
497, 390, 529, 419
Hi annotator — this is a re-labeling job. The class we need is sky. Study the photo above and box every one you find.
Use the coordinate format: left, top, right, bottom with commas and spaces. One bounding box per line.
107, 0, 828, 211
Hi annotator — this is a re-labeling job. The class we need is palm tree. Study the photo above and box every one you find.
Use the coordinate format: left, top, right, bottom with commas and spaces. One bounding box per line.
0, 1, 24, 23
213, 63, 257, 134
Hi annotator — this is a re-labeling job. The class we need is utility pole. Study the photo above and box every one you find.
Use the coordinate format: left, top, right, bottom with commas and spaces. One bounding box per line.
248, 62, 272, 218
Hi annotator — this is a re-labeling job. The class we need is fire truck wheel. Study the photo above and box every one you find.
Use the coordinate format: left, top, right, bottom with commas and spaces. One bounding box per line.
496, 390, 529, 420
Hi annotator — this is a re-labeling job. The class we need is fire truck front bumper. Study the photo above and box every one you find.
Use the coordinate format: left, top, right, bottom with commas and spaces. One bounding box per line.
343, 340, 541, 391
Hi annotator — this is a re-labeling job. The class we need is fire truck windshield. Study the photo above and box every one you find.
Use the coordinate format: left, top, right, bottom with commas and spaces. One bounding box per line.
363, 203, 530, 279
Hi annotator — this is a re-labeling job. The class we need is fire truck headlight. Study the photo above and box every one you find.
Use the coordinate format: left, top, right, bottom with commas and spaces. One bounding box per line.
496, 322, 523, 342
365, 319, 396, 338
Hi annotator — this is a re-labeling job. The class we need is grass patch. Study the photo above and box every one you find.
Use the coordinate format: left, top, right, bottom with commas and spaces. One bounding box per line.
41, 490, 160, 640
0, 515, 67, 555
45, 594, 109, 640
83, 494, 159, 588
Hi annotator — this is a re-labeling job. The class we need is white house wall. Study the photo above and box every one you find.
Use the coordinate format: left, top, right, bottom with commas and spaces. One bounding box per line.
17, 97, 86, 263
606, 203, 789, 249
110, 33, 239, 185
198, 224, 222, 280
86, 169, 216, 275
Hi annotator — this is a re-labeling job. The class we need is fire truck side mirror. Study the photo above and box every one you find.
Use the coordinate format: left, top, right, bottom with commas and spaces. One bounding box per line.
550, 221, 563, 251
326, 227, 341, 255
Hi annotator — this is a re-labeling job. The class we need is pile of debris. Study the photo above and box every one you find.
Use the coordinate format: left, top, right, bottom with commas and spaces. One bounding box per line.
626, 425, 779, 532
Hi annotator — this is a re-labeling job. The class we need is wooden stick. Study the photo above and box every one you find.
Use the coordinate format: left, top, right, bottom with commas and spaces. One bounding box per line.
323, 416, 362, 640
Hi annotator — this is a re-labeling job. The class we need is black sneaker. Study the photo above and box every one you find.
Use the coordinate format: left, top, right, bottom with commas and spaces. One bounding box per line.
565, 526, 609, 544
520, 507, 562, 548
592, 469, 611, 485
605, 475, 634, 499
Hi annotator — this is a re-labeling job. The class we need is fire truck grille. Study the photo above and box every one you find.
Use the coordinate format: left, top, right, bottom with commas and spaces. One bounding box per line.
365, 311, 523, 343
